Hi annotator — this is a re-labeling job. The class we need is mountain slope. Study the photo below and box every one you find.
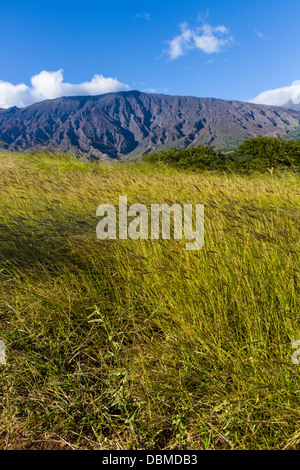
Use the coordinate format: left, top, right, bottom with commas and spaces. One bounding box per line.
1, 90, 300, 160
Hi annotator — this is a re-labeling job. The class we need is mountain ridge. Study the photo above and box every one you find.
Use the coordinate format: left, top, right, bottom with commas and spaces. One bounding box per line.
1, 90, 300, 160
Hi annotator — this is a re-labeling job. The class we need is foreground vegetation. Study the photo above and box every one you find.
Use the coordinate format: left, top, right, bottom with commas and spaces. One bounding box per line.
143, 136, 300, 173
0, 149, 299, 449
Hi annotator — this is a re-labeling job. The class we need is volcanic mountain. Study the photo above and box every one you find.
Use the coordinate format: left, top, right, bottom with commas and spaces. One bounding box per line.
1, 90, 300, 160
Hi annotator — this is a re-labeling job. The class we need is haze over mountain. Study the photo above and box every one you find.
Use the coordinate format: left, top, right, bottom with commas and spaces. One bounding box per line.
0, 90, 300, 160
282, 101, 300, 112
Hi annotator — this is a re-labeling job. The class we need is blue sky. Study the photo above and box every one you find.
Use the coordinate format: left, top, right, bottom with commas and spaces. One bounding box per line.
1, 0, 300, 107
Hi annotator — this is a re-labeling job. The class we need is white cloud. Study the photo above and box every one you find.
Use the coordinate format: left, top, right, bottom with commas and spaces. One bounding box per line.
254, 29, 266, 39
0, 70, 130, 108
0, 82, 29, 109
250, 81, 300, 107
165, 22, 233, 60
166, 23, 193, 60
143, 87, 169, 94
136, 12, 151, 21
197, 9, 210, 23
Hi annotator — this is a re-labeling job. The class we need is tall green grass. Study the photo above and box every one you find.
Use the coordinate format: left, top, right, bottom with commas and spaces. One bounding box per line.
0, 150, 299, 449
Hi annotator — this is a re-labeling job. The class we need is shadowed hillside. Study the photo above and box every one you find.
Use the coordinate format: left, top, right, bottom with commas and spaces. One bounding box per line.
1, 91, 300, 160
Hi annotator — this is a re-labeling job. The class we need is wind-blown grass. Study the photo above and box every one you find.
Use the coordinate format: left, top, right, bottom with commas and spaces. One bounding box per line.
0, 150, 299, 449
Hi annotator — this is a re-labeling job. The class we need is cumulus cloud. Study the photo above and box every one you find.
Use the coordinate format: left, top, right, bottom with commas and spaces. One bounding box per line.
0, 70, 130, 108
250, 80, 300, 106
165, 22, 233, 60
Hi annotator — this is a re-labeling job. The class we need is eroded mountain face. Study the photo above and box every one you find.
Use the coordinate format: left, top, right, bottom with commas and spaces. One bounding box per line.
1, 90, 300, 160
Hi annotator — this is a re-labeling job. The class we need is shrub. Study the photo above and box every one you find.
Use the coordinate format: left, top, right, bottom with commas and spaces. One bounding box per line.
142, 137, 300, 173
232, 136, 300, 171
143, 145, 234, 171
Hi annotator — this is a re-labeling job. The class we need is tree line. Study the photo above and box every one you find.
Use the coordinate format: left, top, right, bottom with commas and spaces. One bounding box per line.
142, 136, 300, 173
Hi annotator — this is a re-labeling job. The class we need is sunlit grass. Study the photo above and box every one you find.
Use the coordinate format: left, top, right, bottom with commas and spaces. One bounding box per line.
0, 150, 299, 449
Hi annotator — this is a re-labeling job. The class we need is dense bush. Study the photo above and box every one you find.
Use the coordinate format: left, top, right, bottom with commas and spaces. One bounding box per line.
233, 136, 300, 170
143, 145, 234, 170
142, 137, 300, 173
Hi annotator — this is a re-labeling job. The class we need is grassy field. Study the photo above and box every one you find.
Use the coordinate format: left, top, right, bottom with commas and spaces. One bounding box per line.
0, 150, 299, 450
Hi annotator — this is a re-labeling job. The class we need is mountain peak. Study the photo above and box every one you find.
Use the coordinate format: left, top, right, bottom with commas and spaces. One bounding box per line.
0, 92, 300, 160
